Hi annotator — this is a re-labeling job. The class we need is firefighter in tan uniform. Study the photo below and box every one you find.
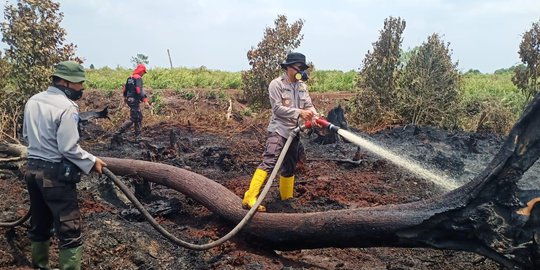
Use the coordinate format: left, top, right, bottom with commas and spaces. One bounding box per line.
242, 52, 318, 211
23, 61, 107, 270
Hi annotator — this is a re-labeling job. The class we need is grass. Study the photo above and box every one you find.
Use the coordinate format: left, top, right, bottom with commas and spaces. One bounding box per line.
86, 66, 242, 90
84, 67, 529, 133
86, 67, 358, 93
461, 71, 526, 116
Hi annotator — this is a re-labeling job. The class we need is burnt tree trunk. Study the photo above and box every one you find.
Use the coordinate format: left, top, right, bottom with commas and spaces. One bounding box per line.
3, 95, 540, 269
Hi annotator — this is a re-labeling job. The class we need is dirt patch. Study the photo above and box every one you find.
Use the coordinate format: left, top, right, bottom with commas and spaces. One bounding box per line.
2, 88, 533, 269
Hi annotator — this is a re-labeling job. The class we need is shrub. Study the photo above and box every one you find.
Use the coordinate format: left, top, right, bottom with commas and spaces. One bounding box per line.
512, 20, 540, 103
176, 89, 197, 100
397, 33, 461, 128
350, 16, 406, 128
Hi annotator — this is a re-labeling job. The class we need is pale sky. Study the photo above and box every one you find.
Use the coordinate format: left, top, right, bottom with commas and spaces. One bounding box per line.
1, 0, 539, 73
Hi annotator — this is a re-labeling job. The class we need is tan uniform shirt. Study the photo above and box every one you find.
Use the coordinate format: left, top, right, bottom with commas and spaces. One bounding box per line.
267, 75, 317, 138
23, 86, 96, 174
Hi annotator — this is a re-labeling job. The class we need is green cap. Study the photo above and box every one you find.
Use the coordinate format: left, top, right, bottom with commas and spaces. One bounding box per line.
52, 61, 86, 83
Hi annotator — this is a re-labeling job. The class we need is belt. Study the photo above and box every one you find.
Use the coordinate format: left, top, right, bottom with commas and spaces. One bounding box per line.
28, 158, 60, 170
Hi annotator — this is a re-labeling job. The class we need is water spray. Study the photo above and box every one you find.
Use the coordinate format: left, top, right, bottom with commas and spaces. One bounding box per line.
307, 118, 459, 190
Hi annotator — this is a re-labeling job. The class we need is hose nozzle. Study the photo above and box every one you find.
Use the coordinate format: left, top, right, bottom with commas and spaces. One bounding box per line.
303, 117, 340, 132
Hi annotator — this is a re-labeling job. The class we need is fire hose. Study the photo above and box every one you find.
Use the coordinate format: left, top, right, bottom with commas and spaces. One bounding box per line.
1, 117, 338, 250
0, 210, 30, 227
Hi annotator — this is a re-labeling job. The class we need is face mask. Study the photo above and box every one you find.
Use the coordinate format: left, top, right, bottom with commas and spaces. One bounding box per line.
292, 66, 309, 81
56, 84, 84, 101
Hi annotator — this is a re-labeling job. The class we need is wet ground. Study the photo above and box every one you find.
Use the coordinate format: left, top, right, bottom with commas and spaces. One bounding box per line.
2, 89, 538, 269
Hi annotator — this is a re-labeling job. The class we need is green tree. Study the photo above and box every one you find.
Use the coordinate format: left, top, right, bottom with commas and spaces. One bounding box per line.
397, 33, 460, 128
512, 20, 540, 103
0, 0, 78, 141
0, 51, 10, 90
494, 66, 518, 75
350, 16, 406, 127
465, 69, 482, 75
1, 0, 80, 96
242, 15, 304, 108
130, 53, 149, 67
399, 46, 418, 69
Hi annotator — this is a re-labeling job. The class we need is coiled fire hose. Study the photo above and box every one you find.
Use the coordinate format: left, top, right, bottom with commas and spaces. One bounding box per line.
1, 117, 338, 250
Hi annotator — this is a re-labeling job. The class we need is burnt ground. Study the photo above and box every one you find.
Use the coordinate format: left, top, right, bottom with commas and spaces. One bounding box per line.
1, 89, 539, 269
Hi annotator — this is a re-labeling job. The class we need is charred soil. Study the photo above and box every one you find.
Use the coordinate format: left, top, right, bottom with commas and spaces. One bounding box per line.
3, 88, 530, 269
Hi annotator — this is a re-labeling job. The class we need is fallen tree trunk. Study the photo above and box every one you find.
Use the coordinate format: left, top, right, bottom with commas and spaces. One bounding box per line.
3, 95, 540, 269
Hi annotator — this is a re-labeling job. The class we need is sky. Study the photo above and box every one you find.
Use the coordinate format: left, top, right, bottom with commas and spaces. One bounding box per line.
1, 0, 539, 73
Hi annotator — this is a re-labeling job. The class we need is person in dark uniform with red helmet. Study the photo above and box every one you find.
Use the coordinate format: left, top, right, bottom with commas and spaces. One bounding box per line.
113, 63, 150, 140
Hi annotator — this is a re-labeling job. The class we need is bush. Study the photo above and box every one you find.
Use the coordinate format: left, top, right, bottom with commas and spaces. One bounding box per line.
512, 20, 540, 103
350, 16, 406, 128
397, 33, 461, 128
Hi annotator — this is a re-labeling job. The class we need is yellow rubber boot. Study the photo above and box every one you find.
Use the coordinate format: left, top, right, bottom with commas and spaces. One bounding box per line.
279, 175, 295, 200
242, 168, 267, 211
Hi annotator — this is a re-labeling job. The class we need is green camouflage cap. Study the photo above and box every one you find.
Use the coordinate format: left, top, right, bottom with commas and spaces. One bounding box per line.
53, 61, 86, 83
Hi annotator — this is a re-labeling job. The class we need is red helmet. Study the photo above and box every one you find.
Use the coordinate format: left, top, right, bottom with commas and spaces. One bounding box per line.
133, 64, 147, 76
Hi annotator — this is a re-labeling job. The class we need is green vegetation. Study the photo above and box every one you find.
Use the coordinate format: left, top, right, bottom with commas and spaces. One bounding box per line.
351, 16, 407, 127
343, 16, 536, 134
176, 89, 197, 100
397, 33, 460, 128
1, 0, 80, 97
85, 67, 521, 96
85, 67, 357, 93
150, 90, 164, 114
512, 20, 540, 103
462, 71, 524, 113
309, 70, 356, 92
86, 66, 242, 90
460, 71, 526, 132
0, 52, 9, 90
131, 53, 149, 67
0, 0, 79, 141
85, 67, 524, 126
